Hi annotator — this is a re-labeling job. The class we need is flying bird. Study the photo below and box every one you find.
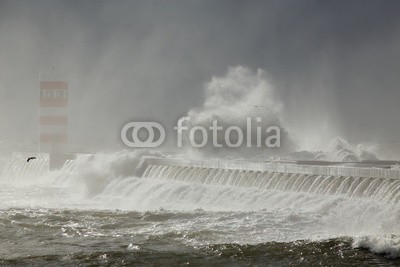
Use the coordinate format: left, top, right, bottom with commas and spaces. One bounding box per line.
27, 157, 36, 162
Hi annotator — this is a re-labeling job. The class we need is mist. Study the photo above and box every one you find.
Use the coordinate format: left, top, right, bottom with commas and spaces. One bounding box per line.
1, 0, 399, 159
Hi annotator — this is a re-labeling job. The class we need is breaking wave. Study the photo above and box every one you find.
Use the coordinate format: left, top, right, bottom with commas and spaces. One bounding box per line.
1, 150, 400, 257
183, 66, 295, 156
292, 137, 379, 162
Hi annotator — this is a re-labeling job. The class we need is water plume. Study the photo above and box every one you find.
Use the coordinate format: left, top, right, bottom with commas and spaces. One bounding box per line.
182, 66, 295, 157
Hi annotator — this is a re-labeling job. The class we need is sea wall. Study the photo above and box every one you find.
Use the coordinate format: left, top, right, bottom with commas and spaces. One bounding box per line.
138, 157, 400, 180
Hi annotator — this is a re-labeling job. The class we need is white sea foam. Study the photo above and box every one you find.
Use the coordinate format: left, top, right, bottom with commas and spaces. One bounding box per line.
353, 235, 400, 258
0, 151, 399, 256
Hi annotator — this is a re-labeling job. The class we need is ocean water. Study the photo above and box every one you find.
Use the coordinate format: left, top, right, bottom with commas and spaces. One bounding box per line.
0, 152, 400, 266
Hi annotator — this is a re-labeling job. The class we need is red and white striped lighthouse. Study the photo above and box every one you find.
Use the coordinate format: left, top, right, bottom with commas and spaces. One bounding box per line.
39, 73, 69, 169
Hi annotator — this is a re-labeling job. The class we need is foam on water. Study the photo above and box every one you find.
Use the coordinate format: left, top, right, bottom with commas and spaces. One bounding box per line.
1, 151, 400, 257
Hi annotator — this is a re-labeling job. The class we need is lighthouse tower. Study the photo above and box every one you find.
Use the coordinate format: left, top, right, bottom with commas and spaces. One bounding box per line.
39, 73, 69, 169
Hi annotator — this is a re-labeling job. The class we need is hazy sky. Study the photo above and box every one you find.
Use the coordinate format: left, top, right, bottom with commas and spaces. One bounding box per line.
0, 0, 399, 153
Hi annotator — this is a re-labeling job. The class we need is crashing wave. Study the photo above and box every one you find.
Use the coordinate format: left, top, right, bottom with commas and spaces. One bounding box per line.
353, 235, 400, 258
290, 137, 379, 162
